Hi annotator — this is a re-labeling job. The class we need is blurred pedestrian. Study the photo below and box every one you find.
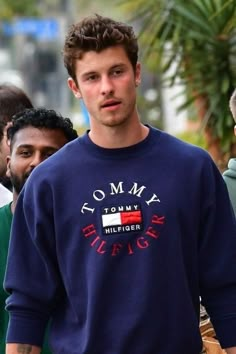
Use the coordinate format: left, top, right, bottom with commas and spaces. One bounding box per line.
223, 89, 236, 215
0, 84, 33, 206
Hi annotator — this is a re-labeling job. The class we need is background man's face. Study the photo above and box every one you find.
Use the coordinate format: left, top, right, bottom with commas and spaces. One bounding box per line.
7, 126, 68, 194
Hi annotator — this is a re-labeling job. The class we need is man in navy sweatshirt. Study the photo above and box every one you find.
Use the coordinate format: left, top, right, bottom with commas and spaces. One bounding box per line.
4, 14, 236, 354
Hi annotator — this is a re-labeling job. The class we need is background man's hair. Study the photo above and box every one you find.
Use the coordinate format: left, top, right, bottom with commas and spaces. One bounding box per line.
7, 108, 78, 147
0, 84, 33, 141
63, 14, 138, 84
229, 89, 236, 122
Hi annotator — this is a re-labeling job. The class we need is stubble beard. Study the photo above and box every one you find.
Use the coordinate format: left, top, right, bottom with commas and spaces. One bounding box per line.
10, 172, 28, 195
99, 102, 135, 129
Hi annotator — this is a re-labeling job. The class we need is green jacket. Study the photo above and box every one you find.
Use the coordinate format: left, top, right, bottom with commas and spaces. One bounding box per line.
0, 203, 51, 353
0, 203, 12, 354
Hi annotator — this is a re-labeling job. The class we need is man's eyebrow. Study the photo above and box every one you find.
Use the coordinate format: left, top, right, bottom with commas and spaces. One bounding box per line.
111, 63, 126, 68
42, 147, 59, 151
16, 144, 33, 149
81, 63, 127, 78
16, 145, 59, 150
81, 71, 97, 78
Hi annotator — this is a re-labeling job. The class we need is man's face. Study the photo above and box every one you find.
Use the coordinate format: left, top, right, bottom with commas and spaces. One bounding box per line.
7, 126, 68, 194
68, 45, 141, 131
0, 125, 10, 178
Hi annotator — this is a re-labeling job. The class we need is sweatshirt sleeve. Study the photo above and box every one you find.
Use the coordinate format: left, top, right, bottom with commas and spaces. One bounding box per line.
4, 172, 63, 346
199, 159, 236, 348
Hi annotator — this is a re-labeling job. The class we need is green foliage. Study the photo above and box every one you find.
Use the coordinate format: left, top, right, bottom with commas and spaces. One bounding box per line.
119, 0, 236, 153
0, 0, 39, 19
175, 130, 207, 150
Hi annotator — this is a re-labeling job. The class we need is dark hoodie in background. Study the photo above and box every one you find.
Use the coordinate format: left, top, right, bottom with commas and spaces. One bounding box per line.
223, 158, 236, 216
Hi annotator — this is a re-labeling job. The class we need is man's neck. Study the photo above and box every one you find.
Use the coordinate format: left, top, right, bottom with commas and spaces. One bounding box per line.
88, 123, 149, 149
11, 190, 18, 214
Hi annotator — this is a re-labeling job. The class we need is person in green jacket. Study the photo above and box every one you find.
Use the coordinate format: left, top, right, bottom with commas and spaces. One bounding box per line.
223, 89, 236, 216
0, 108, 78, 354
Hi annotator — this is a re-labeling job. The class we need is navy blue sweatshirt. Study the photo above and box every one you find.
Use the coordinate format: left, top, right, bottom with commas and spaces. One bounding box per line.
5, 126, 236, 354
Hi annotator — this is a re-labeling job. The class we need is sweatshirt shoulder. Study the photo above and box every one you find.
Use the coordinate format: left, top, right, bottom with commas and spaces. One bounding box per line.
157, 128, 211, 163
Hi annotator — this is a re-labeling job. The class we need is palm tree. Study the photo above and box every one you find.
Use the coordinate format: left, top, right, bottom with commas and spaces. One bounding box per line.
119, 0, 236, 169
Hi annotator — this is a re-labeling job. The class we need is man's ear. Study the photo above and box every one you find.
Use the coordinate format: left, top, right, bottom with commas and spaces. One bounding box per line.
135, 62, 141, 87
68, 77, 82, 99
5, 121, 13, 131
4, 121, 13, 144
6, 155, 11, 178
234, 125, 236, 137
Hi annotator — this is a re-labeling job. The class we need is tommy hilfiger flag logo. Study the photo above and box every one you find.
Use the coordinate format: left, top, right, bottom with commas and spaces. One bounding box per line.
101, 204, 143, 235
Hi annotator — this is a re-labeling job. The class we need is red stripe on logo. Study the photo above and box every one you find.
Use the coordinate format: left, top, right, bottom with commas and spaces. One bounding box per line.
120, 211, 142, 225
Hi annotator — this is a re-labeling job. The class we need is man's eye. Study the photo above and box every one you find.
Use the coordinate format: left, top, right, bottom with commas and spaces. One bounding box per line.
20, 151, 31, 157
113, 70, 122, 76
45, 151, 56, 158
87, 75, 98, 81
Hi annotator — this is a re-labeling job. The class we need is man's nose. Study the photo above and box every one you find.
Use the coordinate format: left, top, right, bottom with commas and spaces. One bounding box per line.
29, 153, 44, 168
101, 76, 114, 95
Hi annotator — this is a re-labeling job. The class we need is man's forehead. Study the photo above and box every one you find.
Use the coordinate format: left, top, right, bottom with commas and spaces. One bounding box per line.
11, 126, 64, 149
76, 46, 130, 72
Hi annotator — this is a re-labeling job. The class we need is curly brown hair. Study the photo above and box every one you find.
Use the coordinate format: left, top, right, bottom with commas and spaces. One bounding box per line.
63, 14, 138, 84
8, 108, 78, 150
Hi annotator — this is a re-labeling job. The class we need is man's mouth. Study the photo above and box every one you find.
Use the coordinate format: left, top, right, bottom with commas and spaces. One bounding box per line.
101, 100, 121, 109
